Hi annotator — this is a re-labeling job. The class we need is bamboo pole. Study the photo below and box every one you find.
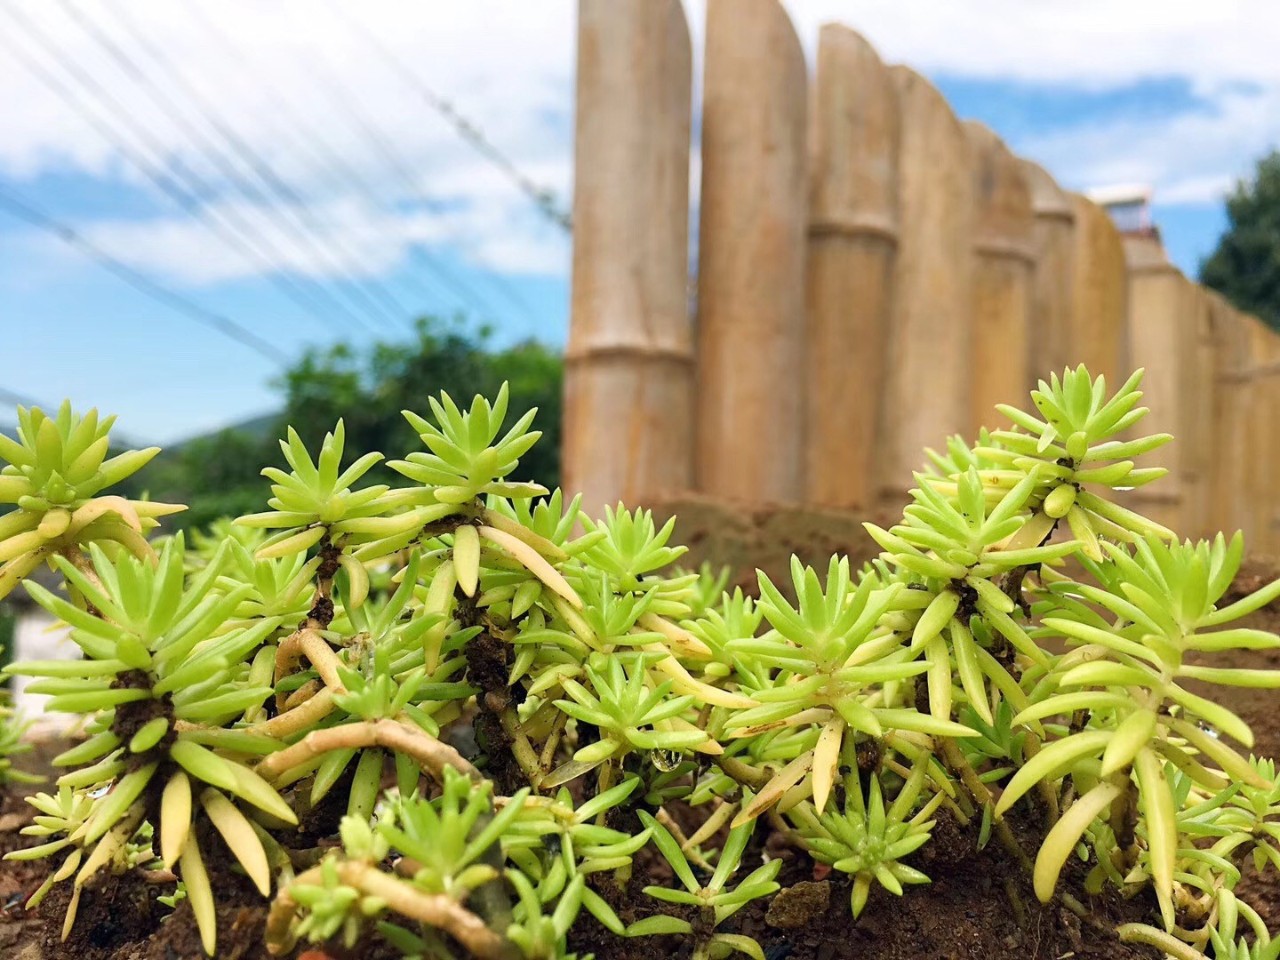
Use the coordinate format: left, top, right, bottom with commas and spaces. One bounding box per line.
879, 67, 974, 500
1068, 194, 1128, 386
965, 123, 1034, 435
1205, 293, 1252, 537
695, 0, 809, 504
1020, 160, 1076, 386
563, 0, 694, 516
804, 25, 899, 511
1246, 321, 1280, 555
1122, 233, 1190, 532
1182, 284, 1217, 538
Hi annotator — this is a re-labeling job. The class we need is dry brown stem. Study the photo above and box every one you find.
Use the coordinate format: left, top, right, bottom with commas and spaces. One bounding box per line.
255, 718, 479, 784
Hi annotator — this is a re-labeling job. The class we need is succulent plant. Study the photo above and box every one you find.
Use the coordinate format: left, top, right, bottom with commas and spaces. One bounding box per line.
0, 368, 1277, 960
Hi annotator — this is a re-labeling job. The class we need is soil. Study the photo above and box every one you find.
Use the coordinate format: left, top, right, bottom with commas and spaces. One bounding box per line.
565, 808, 1162, 960
0, 509, 1277, 959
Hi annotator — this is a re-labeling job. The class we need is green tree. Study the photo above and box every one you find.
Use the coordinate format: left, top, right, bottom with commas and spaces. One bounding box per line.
121, 317, 563, 530
1201, 148, 1280, 331
278, 317, 562, 491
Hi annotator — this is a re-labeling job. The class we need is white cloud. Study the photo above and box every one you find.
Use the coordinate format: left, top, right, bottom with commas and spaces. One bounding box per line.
1013, 81, 1276, 202
0, 0, 575, 282
768, 1, 1279, 205
0, 0, 1274, 293
771, 1, 1275, 91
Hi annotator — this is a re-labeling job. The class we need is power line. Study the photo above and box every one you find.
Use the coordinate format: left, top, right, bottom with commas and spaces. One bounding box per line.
297, 44, 512, 324
51, 0, 393, 335
0, 2, 359, 335
324, 0, 572, 233
186, 0, 541, 326
176, 0, 458, 323
0, 186, 293, 368
84, 0, 412, 334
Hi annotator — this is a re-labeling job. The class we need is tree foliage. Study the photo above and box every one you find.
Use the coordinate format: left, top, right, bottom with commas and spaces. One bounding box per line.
1201, 148, 1280, 331
126, 318, 563, 530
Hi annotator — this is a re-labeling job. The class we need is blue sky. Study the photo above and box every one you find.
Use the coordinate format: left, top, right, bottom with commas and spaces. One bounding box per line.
0, 0, 1273, 445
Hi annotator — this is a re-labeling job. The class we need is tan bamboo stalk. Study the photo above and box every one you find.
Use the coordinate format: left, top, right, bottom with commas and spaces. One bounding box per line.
964, 123, 1034, 435
1182, 285, 1218, 538
804, 25, 900, 511
1205, 293, 1252, 536
1122, 233, 1189, 531
879, 67, 974, 501
1068, 194, 1128, 386
1020, 161, 1076, 385
563, 0, 694, 516
1246, 322, 1280, 554
695, 0, 808, 504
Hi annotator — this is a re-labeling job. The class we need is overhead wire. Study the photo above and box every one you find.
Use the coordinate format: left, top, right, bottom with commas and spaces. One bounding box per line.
51, 0, 393, 334
87, 0, 413, 333
192, 0, 542, 327
0, 1, 359, 335
179, 0, 458, 320
317, 2, 552, 323
299, 46, 512, 324
0, 186, 293, 368
325, 0, 572, 233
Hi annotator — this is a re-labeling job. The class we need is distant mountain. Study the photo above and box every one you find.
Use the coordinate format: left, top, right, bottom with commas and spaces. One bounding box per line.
0, 409, 282, 455
164, 410, 282, 452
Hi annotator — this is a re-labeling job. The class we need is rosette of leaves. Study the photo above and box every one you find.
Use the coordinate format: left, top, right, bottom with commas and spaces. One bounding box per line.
477, 490, 601, 626
386, 388, 586, 627
236, 418, 433, 570
787, 760, 941, 918
7, 537, 294, 955
254, 556, 480, 813
982, 366, 1175, 556
626, 813, 780, 960
545, 651, 719, 790
722, 556, 972, 823
268, 769, 528, 959
389, 382, 546, 507
215, 538, 317, 633
5, 784, 94, 909
578, 505, 695, 617
507, 574, 638, 697
506, 778, 650, 880
0, 701, 36, 786
865, 467, 1077, 726
676, 562, 732, 620
296, 643, 473, 821
997, 533, 1280, 928
686, 585, 767, 687
0, 402, 183, 597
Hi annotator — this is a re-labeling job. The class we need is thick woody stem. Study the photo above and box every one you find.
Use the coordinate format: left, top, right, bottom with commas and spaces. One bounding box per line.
274, 624, 346, 692
255, 718, 479, 784
247, 688, 337, 739
498, 707, 546, 789
266, 860, 515, 959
